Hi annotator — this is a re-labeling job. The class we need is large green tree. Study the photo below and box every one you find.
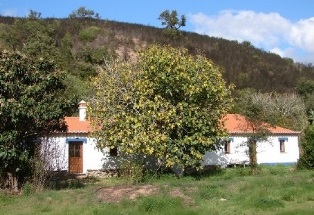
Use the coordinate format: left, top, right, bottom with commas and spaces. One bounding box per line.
0, 50, 76, 191
89, 45, 233, 172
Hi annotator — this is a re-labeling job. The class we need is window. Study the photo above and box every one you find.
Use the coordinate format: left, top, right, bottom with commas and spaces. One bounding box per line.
109, 147, 118, 156
69, 142, 82, 158
224, 140, 231, 154
279, 140, 285, 153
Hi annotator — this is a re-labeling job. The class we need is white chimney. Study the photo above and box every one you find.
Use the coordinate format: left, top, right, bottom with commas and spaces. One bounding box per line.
78, 100, 87, 121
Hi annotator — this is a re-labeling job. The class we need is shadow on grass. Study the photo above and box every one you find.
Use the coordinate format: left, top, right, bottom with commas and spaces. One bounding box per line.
182, 165, 226, 180
48, 171, 100, 190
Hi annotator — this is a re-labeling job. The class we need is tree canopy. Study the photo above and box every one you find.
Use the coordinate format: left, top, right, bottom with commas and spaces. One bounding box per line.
69, 7, 100, 19
158, 10, 186, 39
233, 89, 307, 131
0, 50, 76, 190
89, 45, 233, 170
158, 10, 186, 30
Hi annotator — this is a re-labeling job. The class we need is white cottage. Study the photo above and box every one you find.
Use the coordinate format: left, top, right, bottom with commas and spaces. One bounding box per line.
50, 102, 301, 174
203, 114, 301, 167
49, 101, 118, 174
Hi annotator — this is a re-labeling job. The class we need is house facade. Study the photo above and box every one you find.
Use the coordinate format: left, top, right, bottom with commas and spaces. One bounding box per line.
203, 114, 300, 167
50, 101, 300, 174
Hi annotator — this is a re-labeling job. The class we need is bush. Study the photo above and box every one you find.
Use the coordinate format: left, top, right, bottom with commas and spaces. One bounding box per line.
75, 62, 97, 79
79, 26, 102, 42
298, 126, 314, 169
119, 158, 147, 184
22, 182, 34, 196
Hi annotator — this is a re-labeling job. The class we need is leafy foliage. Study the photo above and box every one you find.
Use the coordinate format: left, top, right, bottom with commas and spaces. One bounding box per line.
158, 10, 186, 30
0, 50, 76, 190
0, 15, 59, 60
69, 7, 100, 19
89, 45, 233, 170
0, 14, 313, 97
233, 89, 308, 131
296, 79, 314, 124
298, 126, 314, 169
158, 10, 186, 39
79, 26, 102, 42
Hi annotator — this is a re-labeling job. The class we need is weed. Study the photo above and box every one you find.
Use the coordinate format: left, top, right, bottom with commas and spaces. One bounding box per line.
253, 196, 285, 209
281, 192, 295, 202
199, 183, 224, 200
0, 192, 15, 205
22, 182, 34, 196
138, 195, 182, 212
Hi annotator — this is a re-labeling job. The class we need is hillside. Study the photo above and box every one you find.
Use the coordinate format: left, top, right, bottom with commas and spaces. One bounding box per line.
1, 16, 314, 98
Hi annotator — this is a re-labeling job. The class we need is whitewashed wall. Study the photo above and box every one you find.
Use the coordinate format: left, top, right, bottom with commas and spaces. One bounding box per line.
257, 135, 299, 165
47, 135, 118, 173
46, 133, 299, 173
202, 134, 300, 167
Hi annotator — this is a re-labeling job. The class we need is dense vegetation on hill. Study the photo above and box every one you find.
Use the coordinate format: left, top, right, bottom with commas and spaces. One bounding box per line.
1, 12, 314, 128
1, 14, 314, 97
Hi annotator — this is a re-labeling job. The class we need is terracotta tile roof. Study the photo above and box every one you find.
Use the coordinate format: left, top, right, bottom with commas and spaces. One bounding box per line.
64, 117, 92, 133
64, 114, 300, 135
223, 114, 300, 134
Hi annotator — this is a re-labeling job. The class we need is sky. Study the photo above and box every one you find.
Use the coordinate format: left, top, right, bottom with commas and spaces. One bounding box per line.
1, 0, 314, 64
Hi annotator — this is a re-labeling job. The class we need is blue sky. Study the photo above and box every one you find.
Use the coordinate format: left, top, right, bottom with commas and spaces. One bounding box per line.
1, 0, 314, 64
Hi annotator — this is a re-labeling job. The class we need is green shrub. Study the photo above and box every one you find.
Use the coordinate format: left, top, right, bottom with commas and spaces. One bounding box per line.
75, 61, 97, 79
298, 126, 314, 169
22, 181, 35, 196
79, 26, 102, 42
119, 158, 147, 184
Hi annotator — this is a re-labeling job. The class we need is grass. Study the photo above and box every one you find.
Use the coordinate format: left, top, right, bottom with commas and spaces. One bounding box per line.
0, 166, 314, 215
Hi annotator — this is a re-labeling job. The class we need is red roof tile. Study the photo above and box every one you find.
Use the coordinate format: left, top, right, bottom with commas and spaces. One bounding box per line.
64, 114, 300, 135
65, 117, 92, 133
223, 114, 300, 134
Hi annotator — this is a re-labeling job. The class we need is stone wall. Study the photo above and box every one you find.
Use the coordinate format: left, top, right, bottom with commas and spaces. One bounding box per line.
87, 169, 119, 178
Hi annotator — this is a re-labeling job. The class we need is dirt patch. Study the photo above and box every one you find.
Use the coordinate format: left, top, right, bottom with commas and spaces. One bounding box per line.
96, 184, 158, 203
169, 187, 196, 206
95, 184, 196, 204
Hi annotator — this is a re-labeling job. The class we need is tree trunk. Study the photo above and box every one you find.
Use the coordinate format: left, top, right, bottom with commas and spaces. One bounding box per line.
248, 140, 258, 175
6, 171, 19, 192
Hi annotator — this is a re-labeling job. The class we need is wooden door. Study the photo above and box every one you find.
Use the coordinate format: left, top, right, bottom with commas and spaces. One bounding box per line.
69, 141, 83, 174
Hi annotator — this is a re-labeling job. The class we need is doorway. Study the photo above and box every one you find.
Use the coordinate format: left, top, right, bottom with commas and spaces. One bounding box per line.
69, 141, 83, 174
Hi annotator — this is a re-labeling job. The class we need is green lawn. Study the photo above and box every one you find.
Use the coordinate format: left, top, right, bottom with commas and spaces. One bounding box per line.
1, 166, 313, 215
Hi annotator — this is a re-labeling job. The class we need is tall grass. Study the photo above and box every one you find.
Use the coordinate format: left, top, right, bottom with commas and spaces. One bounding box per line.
0, 166, 313, 215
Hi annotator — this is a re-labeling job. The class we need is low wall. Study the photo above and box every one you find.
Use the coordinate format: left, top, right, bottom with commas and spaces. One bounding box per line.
87, 169, 119, 178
